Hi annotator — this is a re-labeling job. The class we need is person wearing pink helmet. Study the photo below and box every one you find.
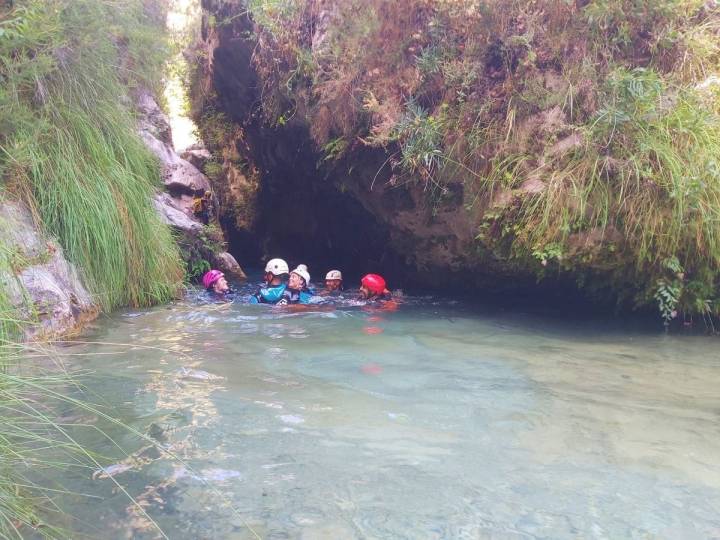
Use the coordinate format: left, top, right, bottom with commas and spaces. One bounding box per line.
202, 269, 230, 296
359, 273, 392, 301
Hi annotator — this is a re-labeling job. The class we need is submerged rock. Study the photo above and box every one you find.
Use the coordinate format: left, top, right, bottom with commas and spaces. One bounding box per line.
0, 199, 98, 339
92, 462, 134, 480
176, 366, 225, 381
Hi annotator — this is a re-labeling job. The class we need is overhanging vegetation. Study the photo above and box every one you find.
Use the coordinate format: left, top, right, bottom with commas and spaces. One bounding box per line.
0, 0, 183, 533
236, 0, 720, 321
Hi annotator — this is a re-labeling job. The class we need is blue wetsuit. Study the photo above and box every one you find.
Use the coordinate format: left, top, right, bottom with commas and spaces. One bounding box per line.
249, 283, 287, 304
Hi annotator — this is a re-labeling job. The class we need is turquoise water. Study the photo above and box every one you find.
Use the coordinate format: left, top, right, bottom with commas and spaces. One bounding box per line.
35, 288, 720, 539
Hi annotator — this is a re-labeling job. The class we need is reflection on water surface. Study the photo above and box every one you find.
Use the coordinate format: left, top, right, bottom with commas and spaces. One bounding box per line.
34, 289, 720, 539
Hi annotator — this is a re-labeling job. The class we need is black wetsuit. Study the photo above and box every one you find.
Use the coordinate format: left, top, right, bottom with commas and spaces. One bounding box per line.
278, 288, 312, 305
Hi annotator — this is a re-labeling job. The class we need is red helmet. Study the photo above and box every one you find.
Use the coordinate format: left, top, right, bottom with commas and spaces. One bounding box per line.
202, 269, 224, 289
361, 273, 386, 294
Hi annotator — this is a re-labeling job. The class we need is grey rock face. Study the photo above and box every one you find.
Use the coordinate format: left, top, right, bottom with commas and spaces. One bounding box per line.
135, 88, 211, 195
134, 88, 173, 145
0, 199, 97, 340
137, 89, 247, 284
180, 144, 212, 171
153, 192, 203, 232
140, 130, 211, 195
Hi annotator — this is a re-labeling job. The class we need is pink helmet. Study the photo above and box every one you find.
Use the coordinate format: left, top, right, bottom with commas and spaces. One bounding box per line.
202, 269, 224, 290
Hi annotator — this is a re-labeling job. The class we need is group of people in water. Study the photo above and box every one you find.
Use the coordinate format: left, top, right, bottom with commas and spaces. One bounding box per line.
201, 258, 392, 305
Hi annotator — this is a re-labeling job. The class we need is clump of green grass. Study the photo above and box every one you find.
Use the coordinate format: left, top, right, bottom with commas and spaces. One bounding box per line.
0, 215, 32, 349
12, 108, 183, 309
0, 0, 185, 533
0, 0, 183, 310
0, 348, 171, 539
508, 68, 720, 314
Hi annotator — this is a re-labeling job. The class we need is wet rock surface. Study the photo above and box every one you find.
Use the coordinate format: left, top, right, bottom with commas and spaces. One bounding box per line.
187, 6, 502, 287
188, 2, 593, 292
136, 90, 246, 281
0, 199, 98, 339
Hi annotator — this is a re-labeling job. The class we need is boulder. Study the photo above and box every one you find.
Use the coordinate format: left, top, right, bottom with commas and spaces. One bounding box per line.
0, 199, 98, 340
140, 130, 211, 194
153, 192, 203, 232
213, 251, 246, 280
180, 144, 212, 171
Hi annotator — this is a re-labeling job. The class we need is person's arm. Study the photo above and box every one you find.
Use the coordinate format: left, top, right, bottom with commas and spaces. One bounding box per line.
249, 288, 267, 304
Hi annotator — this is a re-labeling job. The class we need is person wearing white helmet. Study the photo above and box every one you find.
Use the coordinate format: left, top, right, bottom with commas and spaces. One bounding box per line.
278, 264, 313, 305
249, 257, 289, 304
322, 269, 343, 295
264, 258, 289, 279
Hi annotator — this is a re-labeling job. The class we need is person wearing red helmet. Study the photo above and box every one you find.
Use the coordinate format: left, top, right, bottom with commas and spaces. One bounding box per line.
359, 273, 392, 301
202, 269, 230, 296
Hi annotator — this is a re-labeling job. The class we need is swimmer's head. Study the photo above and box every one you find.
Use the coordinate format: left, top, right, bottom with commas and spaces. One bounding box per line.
264, 258, 289, 283
289, 264, 310, 290
202, 269, 228, 294
325, 269, 343, 291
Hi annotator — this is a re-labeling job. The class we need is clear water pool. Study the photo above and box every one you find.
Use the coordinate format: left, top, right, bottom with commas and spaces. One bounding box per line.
33, 288, 720, 539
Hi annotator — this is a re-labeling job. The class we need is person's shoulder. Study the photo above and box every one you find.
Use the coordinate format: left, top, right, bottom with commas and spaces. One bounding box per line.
255, 283, 286, 303
263, 283, 287, 293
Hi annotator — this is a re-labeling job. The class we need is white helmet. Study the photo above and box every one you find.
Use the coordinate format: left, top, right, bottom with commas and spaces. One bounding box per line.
325, 269, 342, 280
264, 258, 289, 276
291, 264, 310, 286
